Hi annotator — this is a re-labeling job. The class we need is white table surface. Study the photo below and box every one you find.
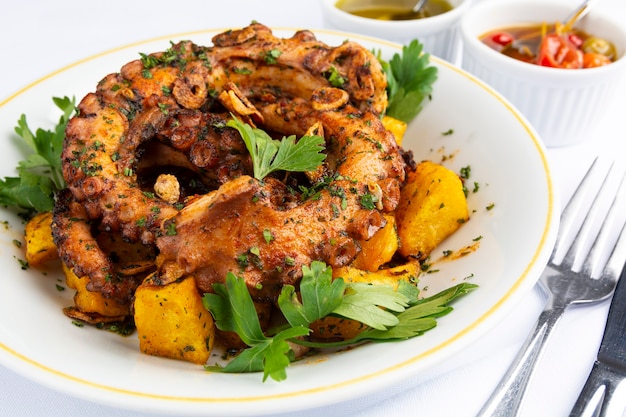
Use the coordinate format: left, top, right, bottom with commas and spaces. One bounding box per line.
1, 1, 626, 416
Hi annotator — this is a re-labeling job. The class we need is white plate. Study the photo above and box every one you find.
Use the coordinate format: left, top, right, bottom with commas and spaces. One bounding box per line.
0, 28, 558, 416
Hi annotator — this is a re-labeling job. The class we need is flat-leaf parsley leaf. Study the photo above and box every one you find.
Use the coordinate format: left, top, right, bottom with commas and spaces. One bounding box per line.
0, 96, 75, 215
377, 39, 438, 123
227, 116, 326, 181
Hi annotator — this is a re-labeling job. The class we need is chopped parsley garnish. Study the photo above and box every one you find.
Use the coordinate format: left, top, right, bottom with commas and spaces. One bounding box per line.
442, 128, 454, 136
139, 52, 161, 69
139, 42, 187, 70
165, 221, 177, 236
325, 65, 346, 87
359, 192, 378, 210
263, 49, 282, 64
459, 165, 471, 180
233, 67, 252, 75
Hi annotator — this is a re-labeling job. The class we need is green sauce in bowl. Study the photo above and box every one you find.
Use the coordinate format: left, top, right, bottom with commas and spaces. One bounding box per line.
336, 0, 453, 21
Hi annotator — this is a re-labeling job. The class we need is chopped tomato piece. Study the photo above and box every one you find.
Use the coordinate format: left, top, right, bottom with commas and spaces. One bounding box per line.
536, 34, 583, 69
568, 34, 583, 48
483, 32, 514, 52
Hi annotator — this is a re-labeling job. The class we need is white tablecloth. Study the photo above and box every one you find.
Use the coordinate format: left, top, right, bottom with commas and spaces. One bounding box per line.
1, 1, 625, 416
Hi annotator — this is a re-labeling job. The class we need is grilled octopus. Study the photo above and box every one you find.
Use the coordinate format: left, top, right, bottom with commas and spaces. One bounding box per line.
52, 22, 407, 305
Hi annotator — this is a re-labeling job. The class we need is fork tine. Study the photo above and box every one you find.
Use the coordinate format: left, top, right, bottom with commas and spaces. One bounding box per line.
579, 171, 626, 277
557, 158, 613, 268
582, 169, 626, 276
553, 158, 604, 258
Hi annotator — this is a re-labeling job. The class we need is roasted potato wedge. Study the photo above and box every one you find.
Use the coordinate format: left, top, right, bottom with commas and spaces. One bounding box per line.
396, 161, 469, 260
63, 263, 131, 318
24, 211, 58, 266
382, 115, 408, 145
334, 261, 420, 290
352, 214, 398, 272
134, 275, 214, 364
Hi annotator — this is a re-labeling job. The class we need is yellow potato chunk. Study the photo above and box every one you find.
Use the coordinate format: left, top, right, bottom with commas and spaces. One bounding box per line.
63, 263, 130, 317
382, 115, 408, 145
352, 214, 398, 272
24, 212, 58, 266
396, 160, 469, 260
134, 275, 214, 365
334, 261, 420, 290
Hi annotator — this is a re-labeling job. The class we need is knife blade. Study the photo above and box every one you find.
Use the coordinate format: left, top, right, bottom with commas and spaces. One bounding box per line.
597, 266, 626, 373
569, 263, 626, 417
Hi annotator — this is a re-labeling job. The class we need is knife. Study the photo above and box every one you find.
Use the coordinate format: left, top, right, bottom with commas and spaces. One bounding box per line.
569, 262, 626, 417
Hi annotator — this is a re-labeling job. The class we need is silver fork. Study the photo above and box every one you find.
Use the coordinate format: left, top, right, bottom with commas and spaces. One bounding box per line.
476, 158, 626, 417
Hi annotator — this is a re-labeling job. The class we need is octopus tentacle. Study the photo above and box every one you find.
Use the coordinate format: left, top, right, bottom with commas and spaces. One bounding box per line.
208, 23, 388, 113
52, 190, 143, 303
53, 190, 113, 288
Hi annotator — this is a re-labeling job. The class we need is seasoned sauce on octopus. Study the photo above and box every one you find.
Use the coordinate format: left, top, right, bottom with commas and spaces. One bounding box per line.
52, 23, 409, 306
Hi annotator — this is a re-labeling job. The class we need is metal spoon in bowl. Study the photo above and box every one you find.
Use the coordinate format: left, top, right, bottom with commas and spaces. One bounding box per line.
374, 0, 430, 21
413, 0, 428, 13
563, 0, 598, 28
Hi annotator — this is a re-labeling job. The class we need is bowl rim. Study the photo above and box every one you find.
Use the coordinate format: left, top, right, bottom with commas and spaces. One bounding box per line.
460, 0, 626, 80
320, 0, 472, 30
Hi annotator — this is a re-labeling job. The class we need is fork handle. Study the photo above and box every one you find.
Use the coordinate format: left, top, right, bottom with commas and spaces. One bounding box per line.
569, 361, 626, 417
476, 304, 566, 417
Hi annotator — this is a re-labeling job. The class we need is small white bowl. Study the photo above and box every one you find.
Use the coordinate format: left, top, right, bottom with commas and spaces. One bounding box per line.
319, 0, 472, 62
460, 0, 626, 147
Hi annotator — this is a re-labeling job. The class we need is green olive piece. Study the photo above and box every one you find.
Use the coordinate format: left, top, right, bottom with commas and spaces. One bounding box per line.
582, 36, 617, 60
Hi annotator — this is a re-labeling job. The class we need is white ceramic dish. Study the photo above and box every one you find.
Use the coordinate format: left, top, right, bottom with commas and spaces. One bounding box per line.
0, 28, 558, 416
460, 0, 626, 147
